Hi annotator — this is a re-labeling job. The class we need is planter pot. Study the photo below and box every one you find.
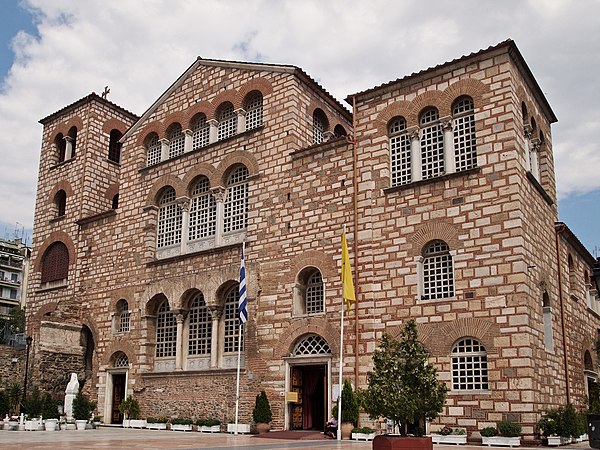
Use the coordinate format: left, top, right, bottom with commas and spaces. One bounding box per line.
122, 419, 130, 428
129, 419, 147, 428
256, 422, 271, 434
373, 435, 433, 450
481, 436, 521, 447
66, 422, 77, 430
25, 419, 42, 431
341, 422, 354, 440
227, 423, 250, 434
430, 434, 467, 445
171, 424, 193, 431
352, 432, 376, 441
147, 422, 168, 430
8, 420, 19, 430
199, 425, 221, 432
44, 419, 58, 431
75, 420, 87, 431
546, 436, 571, 446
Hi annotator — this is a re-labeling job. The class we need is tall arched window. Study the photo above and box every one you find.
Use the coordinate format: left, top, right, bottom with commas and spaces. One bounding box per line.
224, 166, 248, 233
223, 285, 242, 353
568, 254, 576, 294
167, 124, 185, 159
333, 124, 347, 137
295, 268, 324, 315
312, 109, 328, 145
191, 114, 210, 150
217, 103, 237, 141
244, 92, 263, 130
116, 299, 130, 333
55, 133, 66, 163
146, 133, 161, 166
452, 97, 477, 171
189, 177, 216, 241
41, 242, 69, 283
156, 300, 177, 358
389, 117, 411, 186
157, 187, 182, 248
67, 126, 77, 159
422, 240, 454, 300
543, 291, 554, 351
188, 293, 212, 356
54, 190, 66, 217
451, 338, 489, 391
420, 108, 444, 179
108, 129, 123, 163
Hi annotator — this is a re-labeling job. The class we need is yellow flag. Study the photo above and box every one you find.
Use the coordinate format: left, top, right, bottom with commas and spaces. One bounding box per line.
341, 230, 356, 312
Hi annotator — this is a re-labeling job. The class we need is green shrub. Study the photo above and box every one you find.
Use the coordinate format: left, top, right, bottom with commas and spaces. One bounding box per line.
439, 425, 453, 435
23, 386, 43, 417
41, 392, 60, 419
118, 395, 140, 420
171, 418, 192, 425
0, 391, 9, 417
147, 416, 168, 423
480, 427, 498, 437
252, 390, 272, 424
498, 420, 521, 437
72, 391, 96, 421
332, 379, 359, 425
452, 428, 467, 435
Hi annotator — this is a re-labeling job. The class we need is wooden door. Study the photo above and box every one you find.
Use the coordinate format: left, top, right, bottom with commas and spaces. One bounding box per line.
290, 367, 303, 430
111, 374, 126, 424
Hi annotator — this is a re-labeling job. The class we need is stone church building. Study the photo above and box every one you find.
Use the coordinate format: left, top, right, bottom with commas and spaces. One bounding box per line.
26, 39, 600, 439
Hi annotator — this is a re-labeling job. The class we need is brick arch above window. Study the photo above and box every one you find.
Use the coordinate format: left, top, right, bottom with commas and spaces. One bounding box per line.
102, 118, 129, 135
34, 231, 75, 273
274, 317, 340, 358
409, 221, 461, 257
290, 250, 337, 281
144, 293, 170, 316
374, 101, 412, 138
40, 241, 69, 283
163, 112, 188, 134
209, 90, 239, 120
135, 121, 163, 146
101, 343, 138, 367
180, 287, 204, 310
439, 78, 488, 117
47, 181, 74, 205
105, 183, 119, 202
408, 90, 444, 125
31, 301, 59, 326
145, 174, 185, 205
236, 77, 273, 105
182, 163, 218, 192
47, 117, 84, 145
183, 101, 213, 129
215, 150, 259, 182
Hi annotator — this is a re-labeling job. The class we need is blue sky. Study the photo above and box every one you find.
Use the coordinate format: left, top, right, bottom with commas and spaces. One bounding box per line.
0, 0, 598, 256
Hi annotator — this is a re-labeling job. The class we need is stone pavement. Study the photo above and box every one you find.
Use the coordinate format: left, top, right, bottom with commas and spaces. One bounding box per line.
0, 428, 594, 450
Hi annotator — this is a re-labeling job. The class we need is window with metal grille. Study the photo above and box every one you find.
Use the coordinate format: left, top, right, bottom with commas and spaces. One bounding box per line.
453, 97, 477, 171
147, 134, 161, 166
117, 299, 130, 333
389, 117, 411, 186
305, 270, 324, 315
420, 108, 444, 179
217, 103, 237, 141
192, 114, 210, 150
41, 242, 69, 283
312, 109, 327, 145
108, 129, 123, 163
156, 301, 177, 358
189, 177, 216, 241
188, 292, 212, 355
245, 92, 263, 130
422, 240, 454, 300
223, 286, 242, 353
224, 166, 248, 233
292, 334, 331, 355
157, 187, 182, 248
451, 338, 488, 391
168, 124, 185, 159
114, 352, 129, 368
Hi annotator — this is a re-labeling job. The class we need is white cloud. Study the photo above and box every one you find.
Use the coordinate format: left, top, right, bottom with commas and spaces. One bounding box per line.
1, 0, 599, 231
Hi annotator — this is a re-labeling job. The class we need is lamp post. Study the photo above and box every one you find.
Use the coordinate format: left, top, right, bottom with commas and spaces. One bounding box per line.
21, 336, 32, 412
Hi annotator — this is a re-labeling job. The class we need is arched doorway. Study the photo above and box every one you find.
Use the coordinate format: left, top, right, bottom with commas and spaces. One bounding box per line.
104, 352, 130, 424
81, 325, 95, 387
285, 334, 332, 431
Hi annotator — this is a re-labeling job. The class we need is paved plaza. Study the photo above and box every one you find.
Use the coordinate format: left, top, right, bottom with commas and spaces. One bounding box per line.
0, 428, 594, 450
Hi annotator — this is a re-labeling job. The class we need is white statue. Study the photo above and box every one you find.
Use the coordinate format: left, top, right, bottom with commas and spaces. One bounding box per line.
64, 373, 79, 420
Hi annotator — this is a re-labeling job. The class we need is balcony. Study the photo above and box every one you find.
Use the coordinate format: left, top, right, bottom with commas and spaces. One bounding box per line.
0, 258, 23, 269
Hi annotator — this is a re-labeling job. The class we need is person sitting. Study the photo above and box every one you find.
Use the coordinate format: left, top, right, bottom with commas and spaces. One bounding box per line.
324, 416, 337, 438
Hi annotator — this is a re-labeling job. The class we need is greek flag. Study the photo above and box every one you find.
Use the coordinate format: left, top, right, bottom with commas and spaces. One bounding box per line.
238, 243, 248, 324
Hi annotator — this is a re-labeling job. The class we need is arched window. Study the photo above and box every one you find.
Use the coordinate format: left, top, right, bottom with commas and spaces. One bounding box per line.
155, 300, 177, 358
568, 254, 576, 293
422, 240, 454, 300
189, 177, 216, 241
224, 166, 248, 233
157, 187, 182, 248
521, 102, 528, 124
116, 299, 130, 333
108, 129, 123, 163
312, 109, 328, 145
55, 133, 66, 163
146, 133, 161, 166
188, 292, 212, 356
112, 193, 119, 210
452, 97, 477, 171
295, 268, 324, 315
191, 114, 210, 150
543, 291, 553, 351
223, 285, 242, 353
451, 338, 488, 391
389, 117, 411, 186
333, 124, 347, 137
292, 334, 331, 355
67, 126, 77, 159
41, 242, 69, 283
167, 124, 185, 159
54, 190, 66, 217
113, 352, 129, 368
217, 103, 237, 141
244, 92, 263, 130
420, 108, 444, 180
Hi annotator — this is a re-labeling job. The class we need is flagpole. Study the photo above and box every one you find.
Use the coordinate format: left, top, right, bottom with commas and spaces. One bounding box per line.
234, 241, 247, 436
337, 225, 347, 441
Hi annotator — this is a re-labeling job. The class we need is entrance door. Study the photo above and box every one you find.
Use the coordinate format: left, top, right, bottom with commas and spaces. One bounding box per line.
289, 365, 326, 430
111, 374, 126, 424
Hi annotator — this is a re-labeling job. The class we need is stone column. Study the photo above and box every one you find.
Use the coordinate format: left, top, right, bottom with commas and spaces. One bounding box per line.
523, 124, 532, 172
64, 136, 75, 160
235, 109, 247, 134
183, 129, 193, 153
212, 187, 226, 246
178, 197, 190, 253
530, 138, 541, 181
441, 117, 455, 174
409, 127, 422, 182
160, 138, 170, 162
208, 306, 223, 369
208, 119, 219, 144
174, 311, 186, 371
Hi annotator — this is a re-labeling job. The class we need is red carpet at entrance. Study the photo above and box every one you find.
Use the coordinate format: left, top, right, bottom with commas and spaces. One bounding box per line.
254, 430, 330, 440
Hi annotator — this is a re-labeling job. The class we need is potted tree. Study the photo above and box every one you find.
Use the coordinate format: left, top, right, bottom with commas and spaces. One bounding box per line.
41, 392, 60, 431
362, 320, 448, 450
170, 417, 193, 431
252, 390, 272, 434
196, 418, 221, 432
72, 390, 95, 431
118, 395, 142, 428
539, 405, 577, 446
332, 379, 359, 439
430, 426, 468, 445
480, 421, 521, 447
146, 416, 168, 430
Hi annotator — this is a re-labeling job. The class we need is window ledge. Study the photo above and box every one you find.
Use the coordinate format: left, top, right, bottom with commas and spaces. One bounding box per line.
418, 295, 457, 303
142, 367, 242, 378
384, 167, 480, 195
50, 156, 77, 170
49, 215, 66, 224
148, 240, 245, 266
290, 136, 348, 159
36, 280, 68, 293
448, 389, 491, 396
106, 158, 121, 166
526, 171, 554, 206
76, 209, 117, 227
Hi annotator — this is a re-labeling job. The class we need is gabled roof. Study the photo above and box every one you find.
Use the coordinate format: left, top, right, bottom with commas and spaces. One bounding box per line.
39, 92, 139, 125
122, 57, 351, 141
346, 39, 557, 124
555, 222, 596, 266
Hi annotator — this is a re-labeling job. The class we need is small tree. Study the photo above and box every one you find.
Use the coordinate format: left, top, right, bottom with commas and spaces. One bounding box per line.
118, 395, 140, 420
332, 379, 359, 425
362, 320, 448, 436
72, 391, 96, 421
41, 392, 60, 419
252, 390, 272, 424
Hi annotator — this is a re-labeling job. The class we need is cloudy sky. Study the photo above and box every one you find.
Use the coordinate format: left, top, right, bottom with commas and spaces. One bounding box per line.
0, 0, 598, 253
